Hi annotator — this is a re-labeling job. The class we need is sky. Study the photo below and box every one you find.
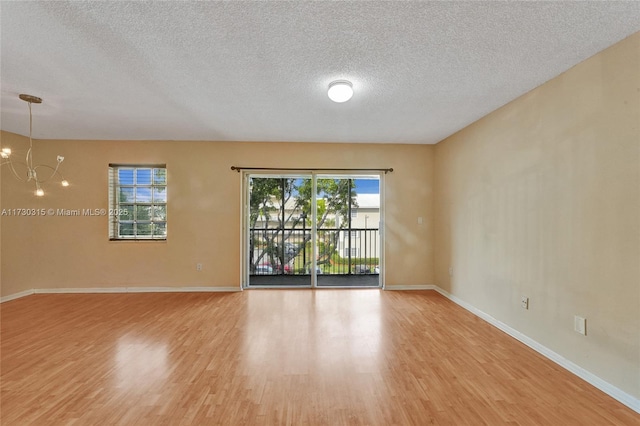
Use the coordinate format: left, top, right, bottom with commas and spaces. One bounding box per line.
354, 179, 379, 194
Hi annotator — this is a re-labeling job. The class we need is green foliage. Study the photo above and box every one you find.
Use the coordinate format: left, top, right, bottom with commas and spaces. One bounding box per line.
249, 178, 283, 228
249, 177, 359, 272
330, 252, 379, 265
153, 168, 167, 184
316, 235, 339, 266
295, 178, 357, 228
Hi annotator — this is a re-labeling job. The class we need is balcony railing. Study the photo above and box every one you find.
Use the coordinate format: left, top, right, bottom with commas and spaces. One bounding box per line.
249, 228, 379, 276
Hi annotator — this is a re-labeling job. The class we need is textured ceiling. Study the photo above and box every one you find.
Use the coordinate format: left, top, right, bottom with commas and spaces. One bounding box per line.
1, 1, 639, 144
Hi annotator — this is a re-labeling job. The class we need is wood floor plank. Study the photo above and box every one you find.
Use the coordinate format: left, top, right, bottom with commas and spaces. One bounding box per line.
1, 290, 638, 425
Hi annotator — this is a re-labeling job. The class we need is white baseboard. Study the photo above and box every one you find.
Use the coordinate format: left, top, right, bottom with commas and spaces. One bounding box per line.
3, 284, 433, 301
129, 286, 241, 293
34, 286, 241, 294
433, 286, 640, 414
384, 284, 436, 290
0, 289, 35, 303
34, 287, 125, 294
1, 286, 240, 302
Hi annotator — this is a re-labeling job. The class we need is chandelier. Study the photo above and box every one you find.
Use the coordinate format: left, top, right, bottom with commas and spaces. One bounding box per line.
1, 94, 69, 196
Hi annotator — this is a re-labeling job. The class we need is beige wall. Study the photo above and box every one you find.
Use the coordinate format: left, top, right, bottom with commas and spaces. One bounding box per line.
1, 138, 435, 296
434, 33, 639, 399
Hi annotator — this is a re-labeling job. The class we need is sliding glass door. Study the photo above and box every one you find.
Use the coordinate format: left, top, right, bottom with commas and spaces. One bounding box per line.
247, 175, 312, 287
244, 173, 381, 288
316, 175, 380, 287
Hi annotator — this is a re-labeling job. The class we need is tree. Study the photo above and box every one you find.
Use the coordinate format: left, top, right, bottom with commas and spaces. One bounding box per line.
249, 177, 357, 273
249, 177, 298, 272
295, 178, 357, 268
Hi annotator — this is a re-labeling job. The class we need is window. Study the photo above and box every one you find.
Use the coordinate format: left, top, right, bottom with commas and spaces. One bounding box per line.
351, 208, 358, 218
109, 165, 167, 240
342, 231, 358, 245
343, 248, 358, 257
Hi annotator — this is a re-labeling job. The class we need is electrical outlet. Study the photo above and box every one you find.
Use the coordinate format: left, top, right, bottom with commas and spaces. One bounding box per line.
448, 267, 453, 277
521, 296, 529, 310
574, 316, 586, 335
418, 216, 423, 225
196, 263, 202, 271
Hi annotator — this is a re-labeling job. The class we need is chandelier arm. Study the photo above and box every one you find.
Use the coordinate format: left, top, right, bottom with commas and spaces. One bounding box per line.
3, 159, 30, 183
26, 147, 32, 169
32, 164, 64, 184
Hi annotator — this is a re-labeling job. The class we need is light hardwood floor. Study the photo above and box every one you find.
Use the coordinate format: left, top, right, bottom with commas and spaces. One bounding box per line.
1, 290, 637, 425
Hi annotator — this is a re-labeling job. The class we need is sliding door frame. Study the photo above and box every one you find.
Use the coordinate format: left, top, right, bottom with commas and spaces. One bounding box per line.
240, 170, 385, 289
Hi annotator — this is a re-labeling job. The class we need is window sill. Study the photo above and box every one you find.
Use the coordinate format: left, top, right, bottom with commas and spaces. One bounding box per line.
109, 238, 167, 242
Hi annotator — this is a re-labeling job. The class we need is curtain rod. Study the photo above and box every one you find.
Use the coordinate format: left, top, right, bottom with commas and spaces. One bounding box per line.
231, 166, 393, 173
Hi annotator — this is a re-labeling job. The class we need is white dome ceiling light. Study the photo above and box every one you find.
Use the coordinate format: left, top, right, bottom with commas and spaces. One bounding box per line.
327, 80, 353, 103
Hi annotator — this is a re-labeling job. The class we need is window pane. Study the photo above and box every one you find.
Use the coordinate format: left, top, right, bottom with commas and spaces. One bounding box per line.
153, 222, 167, 237
119, 187, 134, 203
136, 187, 152, 202
153, 168, 167, 185
135, 205, 152, 221
137, 223, 152, 236
152, 205, 167, 220
136, 169, 152, 185
121, 204, 135, 219
153, 187, 167, 202
118, 169, 134, 185
119, 222, 134, 236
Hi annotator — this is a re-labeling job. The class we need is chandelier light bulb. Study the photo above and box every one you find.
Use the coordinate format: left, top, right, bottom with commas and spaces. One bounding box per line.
1, 148, 11, 158
35, 187, 44, 197
61, 180, 69, 187
328, 80, 354, 103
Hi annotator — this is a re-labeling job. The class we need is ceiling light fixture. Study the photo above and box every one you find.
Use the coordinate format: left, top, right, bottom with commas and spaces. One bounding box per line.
328, 80, 353, 103
1, 94, 69, 196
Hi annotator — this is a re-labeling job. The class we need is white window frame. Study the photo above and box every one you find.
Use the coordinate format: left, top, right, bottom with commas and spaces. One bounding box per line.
109, 164, 167, 240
